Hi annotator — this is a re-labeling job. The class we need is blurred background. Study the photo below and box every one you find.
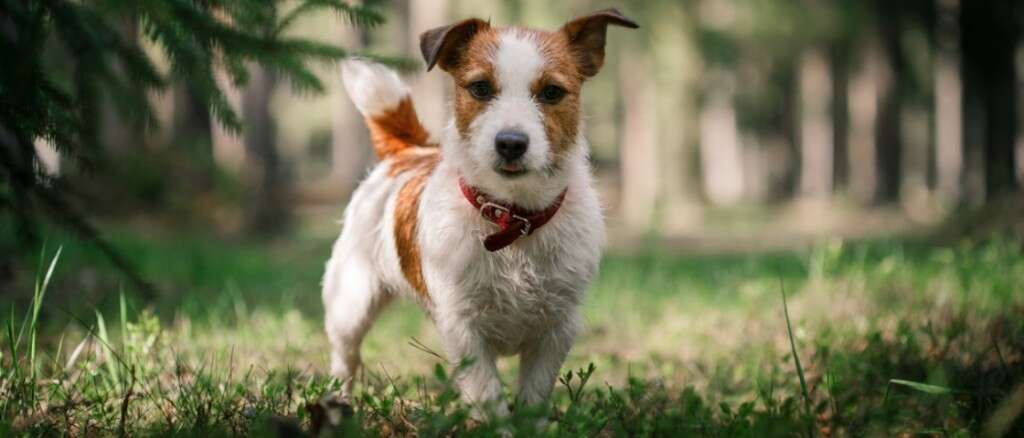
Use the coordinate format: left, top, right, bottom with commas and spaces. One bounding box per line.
12, 0, 1024, 255
3, 0, 1023, 336
1, 0, 1022, 347
2, 1, 1024, 434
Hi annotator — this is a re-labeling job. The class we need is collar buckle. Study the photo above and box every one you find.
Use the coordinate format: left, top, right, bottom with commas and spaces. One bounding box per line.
478, 202, 532, 235
512, 214, 532, 235
479, 201, 510, 221
459, 177, 565, 251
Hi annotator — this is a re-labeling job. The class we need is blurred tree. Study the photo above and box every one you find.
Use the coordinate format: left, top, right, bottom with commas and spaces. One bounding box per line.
873, 0, 908, 204
961, 0, 1020, 199
933, 0, 963, 205
592, 0, 703, 231
649, 1, 703, 229
847, 40, 881, 204
0, 0, 387, 288
324, 3, 372, 200
99, 15, 143, 155
699, 68, 745, 206
619, 48, 659, 227
696, 0, 837, 204
695, 0, 746, 206
407, 0, 449, 134
172, 82, 216, 188
242, 63, 286, 235
797, 48, 834, 202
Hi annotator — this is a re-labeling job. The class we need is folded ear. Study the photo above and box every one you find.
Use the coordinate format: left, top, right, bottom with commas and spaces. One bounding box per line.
561, 8, 639, 77
420, 18, 490, 72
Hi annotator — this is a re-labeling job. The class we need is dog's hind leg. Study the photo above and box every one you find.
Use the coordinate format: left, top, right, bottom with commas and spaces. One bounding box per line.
322, 255, 391, 398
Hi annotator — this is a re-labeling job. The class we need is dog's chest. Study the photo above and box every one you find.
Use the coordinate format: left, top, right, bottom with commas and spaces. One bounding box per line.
457, 245, 582, 354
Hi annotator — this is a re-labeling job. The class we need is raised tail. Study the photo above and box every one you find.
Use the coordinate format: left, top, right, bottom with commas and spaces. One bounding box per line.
341, 59, 432, 159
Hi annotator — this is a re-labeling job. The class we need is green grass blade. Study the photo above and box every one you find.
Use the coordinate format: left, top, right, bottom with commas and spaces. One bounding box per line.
888, 379, 954, 395
95, 310, 120, 389
15, 245, 61, 352
120, 290, 128, 351
6, 309, 18, 379
38, 246, 63, 310
28, 246, 61, 382
884, 379, 955, 404
65, 335, 90, 371
52, 331, 66, 373
781, 278, 814, 437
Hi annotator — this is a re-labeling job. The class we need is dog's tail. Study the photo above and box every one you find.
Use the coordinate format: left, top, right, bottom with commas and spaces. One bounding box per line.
341, 59, 432, 159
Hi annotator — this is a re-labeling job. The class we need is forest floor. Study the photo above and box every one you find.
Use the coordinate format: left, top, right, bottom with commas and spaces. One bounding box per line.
1, 224, 1023, 436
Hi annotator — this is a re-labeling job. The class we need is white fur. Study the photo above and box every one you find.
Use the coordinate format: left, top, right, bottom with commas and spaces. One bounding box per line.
323, 37, 606, 418
340, 58, 410, 116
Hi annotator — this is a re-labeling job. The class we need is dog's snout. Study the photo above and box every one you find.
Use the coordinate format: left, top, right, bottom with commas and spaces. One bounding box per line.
495, 130, 529, 161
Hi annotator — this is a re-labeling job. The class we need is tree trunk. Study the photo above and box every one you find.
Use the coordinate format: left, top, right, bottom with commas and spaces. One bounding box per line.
831, 45, 851, 194
651, 4, 701, 230
242, 65, 288, 235
934, 0, 963, 205
798, 48, 834, 202
901, 104, 931, 213
847, 42, 881, 204
982, 59, 1018, 197
875, 5, 905, 204
100, 16, 141, 154
172, 83, 214, 187
1018, 39, 1024, 187
699, 70, 745, 206
961, 0, 1019, 200
962, 82, 987, 206
618, 51, 659, 230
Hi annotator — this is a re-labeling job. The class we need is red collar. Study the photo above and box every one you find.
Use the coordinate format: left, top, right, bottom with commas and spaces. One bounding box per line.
458, 178, 567, 252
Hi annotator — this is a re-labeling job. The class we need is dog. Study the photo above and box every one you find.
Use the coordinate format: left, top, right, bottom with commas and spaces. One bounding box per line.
323, 8, 637, 417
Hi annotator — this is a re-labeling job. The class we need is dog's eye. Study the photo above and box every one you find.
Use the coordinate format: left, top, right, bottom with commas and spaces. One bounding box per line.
467, 81, 494, 101
537, 85, 566, 104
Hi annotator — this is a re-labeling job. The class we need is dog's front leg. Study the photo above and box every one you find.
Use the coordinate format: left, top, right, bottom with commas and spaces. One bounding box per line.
516, 317, 580, 407
437, 320, 508, 420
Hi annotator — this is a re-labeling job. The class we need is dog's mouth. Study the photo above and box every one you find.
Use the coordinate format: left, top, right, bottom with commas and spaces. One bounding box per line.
495, 162, 529, 178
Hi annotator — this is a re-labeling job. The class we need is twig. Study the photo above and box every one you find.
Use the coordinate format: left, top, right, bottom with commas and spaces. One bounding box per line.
118, 371, 134, 438
407, 337, 446, 362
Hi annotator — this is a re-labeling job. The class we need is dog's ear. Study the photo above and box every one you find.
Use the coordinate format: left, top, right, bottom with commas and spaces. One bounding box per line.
420, 18, 490, 72
561, 8, 638, 77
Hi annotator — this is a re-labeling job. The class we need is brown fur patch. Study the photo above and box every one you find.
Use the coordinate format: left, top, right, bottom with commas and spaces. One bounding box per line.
561, 9, 639, 77
450, 27, 500, 136
387, 146, 440, 177
392, 148, 439, 301
367, 97, 431, 159
533, 30, 584, 158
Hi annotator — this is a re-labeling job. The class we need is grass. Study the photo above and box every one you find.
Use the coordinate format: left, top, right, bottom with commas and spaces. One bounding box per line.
1, 229, 1023, 436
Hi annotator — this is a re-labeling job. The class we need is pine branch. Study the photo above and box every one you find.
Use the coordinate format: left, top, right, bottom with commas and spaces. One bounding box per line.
274, 0, 385, 36
1, 0, 405, 295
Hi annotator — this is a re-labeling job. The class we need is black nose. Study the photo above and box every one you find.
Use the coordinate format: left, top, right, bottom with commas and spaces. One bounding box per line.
495, 130, 529, 161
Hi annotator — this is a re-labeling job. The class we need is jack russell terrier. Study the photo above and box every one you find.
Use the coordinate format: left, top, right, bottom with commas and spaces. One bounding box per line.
323, 8, 637, 417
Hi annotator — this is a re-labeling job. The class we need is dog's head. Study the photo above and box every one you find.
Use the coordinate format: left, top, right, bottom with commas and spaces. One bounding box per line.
421, 9, 637, 197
